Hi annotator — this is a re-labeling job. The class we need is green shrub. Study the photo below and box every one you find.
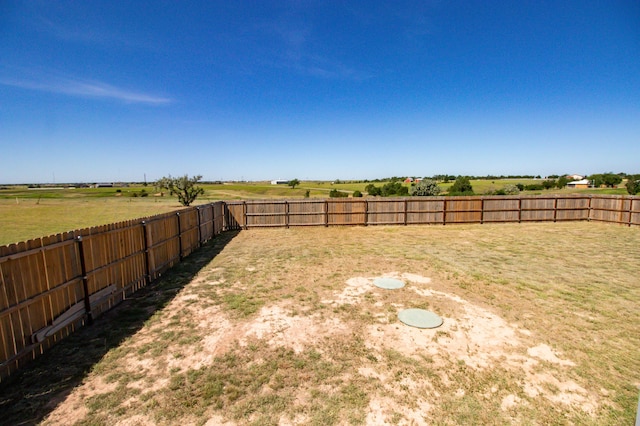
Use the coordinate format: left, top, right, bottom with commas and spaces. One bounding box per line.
381, 182, 408, 197
329, 189, 348, 198
524, 184, 544, 191
365, 184, 382, 196
503, 184, 520, 195
626, 176, 640, 195
542, 180, 556, 190
410, 179, 441, 196
352, 190, 363, 197
447, 176, 474, 196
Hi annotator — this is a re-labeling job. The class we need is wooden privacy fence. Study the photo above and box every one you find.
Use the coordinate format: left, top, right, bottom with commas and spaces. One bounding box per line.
0, 202, 224, 381
225, 194, 640, 229
0, 194, 638, 381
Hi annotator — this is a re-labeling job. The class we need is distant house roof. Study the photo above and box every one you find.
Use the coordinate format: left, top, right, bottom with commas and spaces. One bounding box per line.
567, 179, 590, 187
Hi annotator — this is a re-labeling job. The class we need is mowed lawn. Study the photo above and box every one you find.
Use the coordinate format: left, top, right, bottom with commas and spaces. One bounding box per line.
2, 222, 638, 425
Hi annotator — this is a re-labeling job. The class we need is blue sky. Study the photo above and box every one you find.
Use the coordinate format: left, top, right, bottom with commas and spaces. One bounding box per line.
1, 1, 639, 183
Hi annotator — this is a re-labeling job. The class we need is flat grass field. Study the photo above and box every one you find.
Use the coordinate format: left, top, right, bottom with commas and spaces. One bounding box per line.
1, 222, 638, 425
0, 180, 628, 246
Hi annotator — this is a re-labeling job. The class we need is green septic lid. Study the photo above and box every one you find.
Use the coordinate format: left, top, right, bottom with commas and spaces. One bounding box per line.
373, 277, 405, 289
398, 308, 443, 329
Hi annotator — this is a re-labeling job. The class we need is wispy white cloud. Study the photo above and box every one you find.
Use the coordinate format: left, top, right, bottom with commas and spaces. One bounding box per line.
293, 56, 365, 80
0, 75, 172, 105
254, 20, 367, 80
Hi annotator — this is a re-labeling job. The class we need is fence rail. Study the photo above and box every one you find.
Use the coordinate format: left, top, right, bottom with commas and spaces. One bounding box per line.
1, 194, 638, 381
225, 194, 639, 229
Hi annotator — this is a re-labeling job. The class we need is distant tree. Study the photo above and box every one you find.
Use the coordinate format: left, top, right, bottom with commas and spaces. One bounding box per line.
304, 189, 310, 198
542, 179, 556, 190
381, 182, 408, 197
589, 173, 622, 188
156, 174, 205, 206
410, 179, 442, 196
365, 184, 382, 196
448, 176, 474, 195
626, 175, 640, 195
352, 190, 363, 197
515, 183, 525, 191
603, 173, 622, 187
329, 189, 348, 198
288, 179, 300, 189
589, 174, 604, 188
556, 176, 569, 189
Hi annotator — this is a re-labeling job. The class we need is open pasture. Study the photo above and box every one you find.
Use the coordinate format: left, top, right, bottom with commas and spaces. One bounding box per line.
3, 222, 638, 425
0, 180, 627, 246
0, 198, 184, 246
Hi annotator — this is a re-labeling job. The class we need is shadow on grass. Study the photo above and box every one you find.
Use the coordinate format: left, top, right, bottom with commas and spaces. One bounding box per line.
0, 230, 240, 426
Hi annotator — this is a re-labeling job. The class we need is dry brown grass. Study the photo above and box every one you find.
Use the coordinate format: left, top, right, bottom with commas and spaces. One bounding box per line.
5, 222, 640, 425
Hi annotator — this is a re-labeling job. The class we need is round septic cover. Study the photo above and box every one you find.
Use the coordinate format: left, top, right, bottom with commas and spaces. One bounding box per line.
398, 308, 443, 329
373, 277, 405, 289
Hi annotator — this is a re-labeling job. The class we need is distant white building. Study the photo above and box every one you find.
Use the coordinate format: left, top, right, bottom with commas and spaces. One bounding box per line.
566, 179, 591, 189
567, 174, 584, 181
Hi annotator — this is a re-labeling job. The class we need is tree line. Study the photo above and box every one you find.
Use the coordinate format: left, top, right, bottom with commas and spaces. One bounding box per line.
339, 172, 640, 198
151, 172, 640, 205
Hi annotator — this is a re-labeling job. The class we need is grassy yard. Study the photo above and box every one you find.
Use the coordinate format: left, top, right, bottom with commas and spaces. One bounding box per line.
2, 222, 638, 425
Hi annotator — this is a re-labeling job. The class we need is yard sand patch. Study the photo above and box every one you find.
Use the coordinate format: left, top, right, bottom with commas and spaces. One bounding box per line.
30, 224, 640, 425
43, 273, 596, 425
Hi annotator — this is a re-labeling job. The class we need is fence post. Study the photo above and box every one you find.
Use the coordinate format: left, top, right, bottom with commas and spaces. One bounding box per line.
481, 198, 485, 224
176, 212, 183, 260
141, 221, 151, 284
404, 199, 408, 225
553, 197, 558, 222
285, 201, 290, 228
587, 196, 592, 222
443, 199, 447, 225
324, 200, 329, 227
364, 200, 369, 226
223, 202, 230, 231
196, 207, 202, 245
243, 201, 248, 230
75, 236, 93, 325
628, 197, 634, 227
518, 197, 522, 223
